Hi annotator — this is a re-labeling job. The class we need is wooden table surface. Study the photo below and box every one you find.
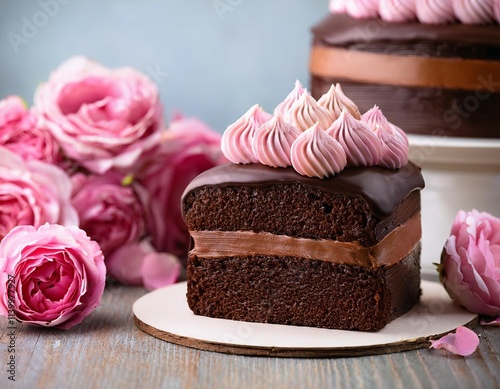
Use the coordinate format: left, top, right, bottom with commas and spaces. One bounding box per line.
1, 274, 499, 389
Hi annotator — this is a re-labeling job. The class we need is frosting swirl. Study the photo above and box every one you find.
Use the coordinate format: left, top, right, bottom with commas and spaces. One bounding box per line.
329, 0, 347, 13
346, 0, 380, 19
379, 0, 417, 22
274, 80, 306, 120
291, 123, 347, 178
375, 125, 409, 169
318, 83, 362, 120
252, 114, 301, 168
221, 104, 272, 164
416, 0, 456, 24
326, 109, 382, 167
452, 0, 495, 24
362, 105, 408, 145
288, 92, 335, 131
329, 0, 498, 25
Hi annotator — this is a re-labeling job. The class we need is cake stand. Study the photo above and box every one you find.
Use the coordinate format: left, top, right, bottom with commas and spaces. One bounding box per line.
408, 135, 500, 275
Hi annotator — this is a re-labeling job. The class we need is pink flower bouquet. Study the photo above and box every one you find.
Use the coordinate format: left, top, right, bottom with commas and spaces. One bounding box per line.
0, 56, 224, 324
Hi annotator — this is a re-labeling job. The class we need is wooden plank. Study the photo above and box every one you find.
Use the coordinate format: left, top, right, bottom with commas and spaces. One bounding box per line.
1, 284, 499, 389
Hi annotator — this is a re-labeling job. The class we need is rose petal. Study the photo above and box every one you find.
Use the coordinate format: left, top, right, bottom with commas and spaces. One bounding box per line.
141, 252, 181, 291
480, 316, 500, 326
105, 243, 148, 285
429, 326, 479, 356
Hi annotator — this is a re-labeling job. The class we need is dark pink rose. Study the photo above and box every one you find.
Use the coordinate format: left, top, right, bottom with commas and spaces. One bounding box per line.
71, 172, 146, 256
34, 56, 163, 174
0, 147, 78, 241
135, 115, 225, 261
0, 223, 106, 329
0, 96, 60, 163
106, 239, 180, 290
439, 209, 500, 318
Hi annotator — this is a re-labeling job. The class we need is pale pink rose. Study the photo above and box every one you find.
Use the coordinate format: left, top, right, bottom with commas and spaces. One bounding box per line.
106, 240, 180, 290
0, 223, 106, 329
71, 172, 146, 256
34, 56, 163, 174
429, 326, 479, 356
0, 96, 60, 163
439, 209, 500, 319
0, 147, 78, 240
135, 115, 225, 261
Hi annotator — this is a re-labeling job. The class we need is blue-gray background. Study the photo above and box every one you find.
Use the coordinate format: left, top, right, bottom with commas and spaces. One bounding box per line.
0, 0, 326, 132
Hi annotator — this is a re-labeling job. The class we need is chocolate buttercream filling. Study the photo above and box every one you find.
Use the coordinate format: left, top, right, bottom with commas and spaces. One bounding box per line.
190, 213, 421, 268
310, 46, 500, 91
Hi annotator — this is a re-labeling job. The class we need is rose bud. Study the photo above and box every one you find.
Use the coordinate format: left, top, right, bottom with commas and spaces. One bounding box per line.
438, 209, 500, 319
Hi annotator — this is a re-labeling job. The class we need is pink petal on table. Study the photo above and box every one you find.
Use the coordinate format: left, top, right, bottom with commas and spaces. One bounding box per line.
429, 326, 479, 356
480, 316, 500, 326
141, 252, 181, 291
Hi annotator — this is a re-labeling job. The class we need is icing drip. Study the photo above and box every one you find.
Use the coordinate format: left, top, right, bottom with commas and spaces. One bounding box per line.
362, 105, 409, 145
326, 109, 382, 167
318, 83, 362, 120
221, 104, 272, 164
274, 80, 306, 120
291, 123, 347, 178
375, 125, 409, 169
379, 0, 417, 22
252, 114, 301, 168
288, 92, 335, 132
453, 0, 495, 24
346, 0, 380, 19
416, 0, 456, 24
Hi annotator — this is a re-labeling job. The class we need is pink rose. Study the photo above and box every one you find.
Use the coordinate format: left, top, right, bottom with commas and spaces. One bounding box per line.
34, 56, 163, 174
135, 115, 225, 261
0, 147, 78, 241
439, 209, 500, 318
0, 224, 106, 329
0, 96, 60, 163
71, 172, 146, 256
106, 239, 180, 290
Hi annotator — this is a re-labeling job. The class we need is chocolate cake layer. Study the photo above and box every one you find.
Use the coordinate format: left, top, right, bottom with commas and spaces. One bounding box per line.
187, 244, 421, 332
310, 14, 500, 138
183, 163, 423, 246
312, 14, 500, 58
311, 77, 500, 138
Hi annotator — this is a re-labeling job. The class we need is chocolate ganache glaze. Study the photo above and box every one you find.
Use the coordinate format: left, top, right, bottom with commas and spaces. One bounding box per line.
183, 162, 424, 219
310, 14, 500, 138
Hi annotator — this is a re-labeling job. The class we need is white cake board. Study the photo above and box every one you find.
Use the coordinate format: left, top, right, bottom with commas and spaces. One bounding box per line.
133, 281, 477, 357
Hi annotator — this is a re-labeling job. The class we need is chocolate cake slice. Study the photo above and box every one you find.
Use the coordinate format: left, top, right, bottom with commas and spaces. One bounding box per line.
182, 162, 424, 331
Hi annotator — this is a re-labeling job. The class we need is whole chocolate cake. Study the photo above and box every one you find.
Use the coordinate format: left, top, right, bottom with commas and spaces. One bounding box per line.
310, 0, 500, 138
182, 82, 425, 331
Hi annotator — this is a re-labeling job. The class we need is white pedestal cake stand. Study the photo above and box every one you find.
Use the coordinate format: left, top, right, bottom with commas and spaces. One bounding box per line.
133, 281, 477, 357
408, 135, 500, 276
